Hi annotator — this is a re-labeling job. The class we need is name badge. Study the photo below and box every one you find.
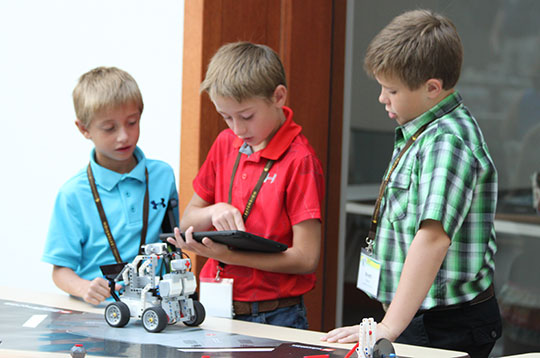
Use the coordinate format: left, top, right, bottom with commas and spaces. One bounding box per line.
357, 249, 381, 297
200, 277, 234, 318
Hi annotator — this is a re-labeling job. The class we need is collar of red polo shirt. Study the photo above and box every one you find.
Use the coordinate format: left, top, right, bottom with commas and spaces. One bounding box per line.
232, 106, 302, 160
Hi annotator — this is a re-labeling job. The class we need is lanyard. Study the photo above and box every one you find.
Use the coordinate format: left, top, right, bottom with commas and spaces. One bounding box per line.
365, 120, 435, 255
365, 98, 462, 255
228, 151, 274, 222
87, 163, 149, 263
216, 150, 274, 280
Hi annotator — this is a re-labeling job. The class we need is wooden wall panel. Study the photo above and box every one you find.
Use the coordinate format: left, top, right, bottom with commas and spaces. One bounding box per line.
278, 0, 334, 331
325, 0, 346, 331
180, 0, 345, 331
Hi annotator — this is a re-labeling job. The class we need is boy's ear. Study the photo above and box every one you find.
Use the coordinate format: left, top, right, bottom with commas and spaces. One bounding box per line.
75, 119, 91, 139
425, 78, 443, 99
272, 85, 287, 107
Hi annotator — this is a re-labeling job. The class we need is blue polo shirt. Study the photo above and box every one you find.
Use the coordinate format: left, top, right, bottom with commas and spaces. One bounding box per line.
42, 147, 178, 281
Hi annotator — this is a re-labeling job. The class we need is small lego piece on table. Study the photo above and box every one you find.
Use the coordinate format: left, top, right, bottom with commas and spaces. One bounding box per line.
70, 344, 86, 358
356, 318, 376, 358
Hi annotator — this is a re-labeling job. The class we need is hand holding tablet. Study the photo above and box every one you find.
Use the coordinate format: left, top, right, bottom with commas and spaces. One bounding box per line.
160, 230, 287, 253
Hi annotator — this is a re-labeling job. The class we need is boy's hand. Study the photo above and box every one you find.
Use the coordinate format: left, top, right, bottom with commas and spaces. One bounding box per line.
320, 325, 359, 343
82, 277, 116, 305
168, 226, 231, 261
52, 265, 121, 306
209, 203, 246, 231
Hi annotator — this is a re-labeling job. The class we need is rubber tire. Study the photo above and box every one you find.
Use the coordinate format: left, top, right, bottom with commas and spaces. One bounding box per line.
142, 306, 168, 333
184, 300, 206, 326
104, 301, 130, 328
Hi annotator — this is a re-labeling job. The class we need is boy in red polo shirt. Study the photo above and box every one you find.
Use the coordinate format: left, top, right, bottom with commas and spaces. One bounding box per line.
168, 41, 324, 329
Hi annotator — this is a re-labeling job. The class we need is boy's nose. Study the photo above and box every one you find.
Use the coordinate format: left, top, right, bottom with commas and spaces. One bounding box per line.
117, 126, 129, 142
232, 119, 246, 136
378, 90, 388, 104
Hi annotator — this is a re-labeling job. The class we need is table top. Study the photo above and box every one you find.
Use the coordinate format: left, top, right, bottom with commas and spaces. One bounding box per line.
0, 286, 474, 358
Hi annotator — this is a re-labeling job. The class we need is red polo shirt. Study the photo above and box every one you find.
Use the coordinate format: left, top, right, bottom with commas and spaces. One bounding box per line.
194, 106, 325, 302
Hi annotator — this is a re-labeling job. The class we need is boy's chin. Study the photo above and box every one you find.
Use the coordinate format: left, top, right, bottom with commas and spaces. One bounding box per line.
395, 116, 415, 125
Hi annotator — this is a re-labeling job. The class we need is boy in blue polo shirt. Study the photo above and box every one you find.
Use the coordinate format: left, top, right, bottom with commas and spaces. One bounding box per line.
42, 67, 178, 305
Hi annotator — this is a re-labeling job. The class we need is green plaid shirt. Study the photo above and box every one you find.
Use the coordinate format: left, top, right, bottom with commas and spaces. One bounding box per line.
373, 91, 498, 310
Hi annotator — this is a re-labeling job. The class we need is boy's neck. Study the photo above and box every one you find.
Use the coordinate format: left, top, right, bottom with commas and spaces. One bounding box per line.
432, 88, 455, 107
95, 153, 138, 174
252, 109, 287, 152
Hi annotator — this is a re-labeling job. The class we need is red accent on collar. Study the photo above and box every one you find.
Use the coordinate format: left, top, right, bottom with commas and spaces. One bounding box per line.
232, 106, 301, 160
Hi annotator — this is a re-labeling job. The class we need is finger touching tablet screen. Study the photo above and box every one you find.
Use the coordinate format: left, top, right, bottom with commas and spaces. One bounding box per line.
160, 230, 287, 253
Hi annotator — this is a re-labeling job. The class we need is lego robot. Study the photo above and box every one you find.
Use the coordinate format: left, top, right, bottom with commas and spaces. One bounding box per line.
100, 242, 205, 333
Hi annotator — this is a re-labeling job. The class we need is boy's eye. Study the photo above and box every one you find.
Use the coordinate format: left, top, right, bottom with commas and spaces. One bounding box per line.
242, 115, 253, 120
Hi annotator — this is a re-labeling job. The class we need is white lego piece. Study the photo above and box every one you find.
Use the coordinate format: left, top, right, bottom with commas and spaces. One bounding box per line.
356, 317, 377, 358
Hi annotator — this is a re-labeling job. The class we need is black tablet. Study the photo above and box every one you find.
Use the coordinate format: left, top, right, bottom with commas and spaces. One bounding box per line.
160, 230, 287, 253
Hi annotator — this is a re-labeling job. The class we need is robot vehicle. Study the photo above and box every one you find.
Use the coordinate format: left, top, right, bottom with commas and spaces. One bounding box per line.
100, 242, 205, 333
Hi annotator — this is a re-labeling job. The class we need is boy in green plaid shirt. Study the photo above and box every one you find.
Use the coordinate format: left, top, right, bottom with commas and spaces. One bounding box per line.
322, 9, 502, 357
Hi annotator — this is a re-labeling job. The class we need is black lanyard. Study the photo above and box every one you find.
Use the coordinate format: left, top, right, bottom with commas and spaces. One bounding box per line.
228, 151, 274, 222
215, 151, 274, 279
87, 163, 149, 263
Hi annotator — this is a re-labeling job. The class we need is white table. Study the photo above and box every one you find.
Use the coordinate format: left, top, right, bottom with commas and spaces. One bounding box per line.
0, 285, 473, 358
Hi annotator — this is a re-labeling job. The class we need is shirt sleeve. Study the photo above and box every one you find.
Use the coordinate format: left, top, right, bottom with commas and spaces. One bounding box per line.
42, 189, 85, 271
417, 133, 478, 239
286, 154, 325, 226
193, 137, 220, 205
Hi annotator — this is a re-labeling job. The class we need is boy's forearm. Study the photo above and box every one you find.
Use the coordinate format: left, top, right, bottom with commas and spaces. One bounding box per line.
217, 219, 321, 274
179, 193, 219, 232
52, 266, 89, 298
219, 246, 317, 274
180, 206, 213, 232
182, 201, 248, 232
380, 220, 450, 340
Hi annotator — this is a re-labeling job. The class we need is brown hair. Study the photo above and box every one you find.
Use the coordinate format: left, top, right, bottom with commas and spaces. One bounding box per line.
200, 41, 287, 102
364, 9, 463, 90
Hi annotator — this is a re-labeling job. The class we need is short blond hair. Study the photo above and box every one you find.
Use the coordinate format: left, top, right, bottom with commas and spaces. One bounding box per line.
364, 9, 463, 90
200, 41, 287, 102
73, 66, 143, 127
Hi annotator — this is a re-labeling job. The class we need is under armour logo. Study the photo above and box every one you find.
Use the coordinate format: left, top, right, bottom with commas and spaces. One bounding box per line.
264, 173, 277, 184
151, 198, 166, 210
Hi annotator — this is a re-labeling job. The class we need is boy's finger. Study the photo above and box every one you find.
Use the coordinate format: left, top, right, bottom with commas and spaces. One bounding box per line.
233, 211, 246, 231
338, 333, 357, 343
170, 227, 186, 246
